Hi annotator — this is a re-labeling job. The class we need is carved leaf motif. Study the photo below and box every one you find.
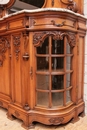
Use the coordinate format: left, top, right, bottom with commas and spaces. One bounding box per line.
13, 35, 21, 60
0, 37, 10, 66
49, 117, 64, 125
33, 31, 76, 47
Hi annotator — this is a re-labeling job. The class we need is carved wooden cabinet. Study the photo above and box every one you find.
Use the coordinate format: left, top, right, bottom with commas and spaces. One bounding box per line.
0, 0, 86, 129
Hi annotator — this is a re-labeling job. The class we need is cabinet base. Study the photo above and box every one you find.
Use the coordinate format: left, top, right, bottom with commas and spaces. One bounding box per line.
5, 101, 85, 129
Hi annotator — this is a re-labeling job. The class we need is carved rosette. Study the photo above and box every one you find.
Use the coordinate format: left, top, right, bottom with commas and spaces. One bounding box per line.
49, 117, 64, 125
13, 35, 21, 60
0, 37, 10, 66
33, 31, 76, 47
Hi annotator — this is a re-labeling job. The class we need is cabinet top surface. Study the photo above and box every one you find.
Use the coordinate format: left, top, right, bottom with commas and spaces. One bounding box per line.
0, 8, 86, 21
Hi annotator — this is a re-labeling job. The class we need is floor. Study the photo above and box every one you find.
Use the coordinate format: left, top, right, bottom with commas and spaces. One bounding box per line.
0, 107, 87, 130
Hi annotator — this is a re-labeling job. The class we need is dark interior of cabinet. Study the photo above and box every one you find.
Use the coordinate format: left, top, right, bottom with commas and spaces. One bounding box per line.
19, 0, 45, 7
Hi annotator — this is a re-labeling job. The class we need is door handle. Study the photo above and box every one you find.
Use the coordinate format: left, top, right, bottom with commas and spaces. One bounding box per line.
30, 67, 33, 79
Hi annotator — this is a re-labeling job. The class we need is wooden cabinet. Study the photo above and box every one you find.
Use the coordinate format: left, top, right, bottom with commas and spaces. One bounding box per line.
0, 0, 86, 129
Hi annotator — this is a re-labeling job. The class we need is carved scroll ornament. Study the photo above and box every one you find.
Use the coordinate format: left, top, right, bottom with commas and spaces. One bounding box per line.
60, 0, 78, 13
0, 37, 10, 66
33, 31, 76, 47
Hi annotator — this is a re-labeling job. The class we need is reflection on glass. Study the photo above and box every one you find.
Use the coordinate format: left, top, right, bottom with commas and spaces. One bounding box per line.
37, 57, 49, 71
37, 92, 49, 106
37, 37, 49, 54
37, 75, 49, 90
66, 90, 71, 103
66, 42, 72, 54
52, 92, 63, 106
52, 57, 64, 70
52, 75, 64, 90
66, 73, 71, 88
66, 57, 71, 70
52, 39, 64, 54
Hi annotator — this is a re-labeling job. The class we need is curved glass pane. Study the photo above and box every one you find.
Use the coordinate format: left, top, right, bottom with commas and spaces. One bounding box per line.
37, 92, 49, 106
66, 90, 71, 103
52, 92, 63, 107
37, 37, 49, 54
37, 75, 49, 90
52, 57, 64, 70
66, 56, 72, 70
37, 57, 49, 71
52, 39, 64, 54
52, 75, 64, 90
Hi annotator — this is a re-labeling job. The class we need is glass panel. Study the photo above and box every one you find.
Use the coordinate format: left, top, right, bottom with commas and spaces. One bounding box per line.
52, 75, 64, 90
52, 39, 64, 54
37, 57, 49, 71
52, 92, 63, 106
37, 92, 49, 106
66, 73, 71, 88
52, 57, 64, 70
66, 56, 71, 70
36, 75, 49, 90
37, 37, 49, 54
66, 90, 71, 103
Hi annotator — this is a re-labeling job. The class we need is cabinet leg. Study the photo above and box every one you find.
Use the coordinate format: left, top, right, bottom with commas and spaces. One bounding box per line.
22, 122, 35, 129
7, 112, 15, 121
80, 111, 85, 117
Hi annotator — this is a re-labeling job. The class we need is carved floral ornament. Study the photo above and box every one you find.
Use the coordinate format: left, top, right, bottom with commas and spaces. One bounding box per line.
13, 35, 21, 60
33, 31, 76, 47
0, 37, 10, 66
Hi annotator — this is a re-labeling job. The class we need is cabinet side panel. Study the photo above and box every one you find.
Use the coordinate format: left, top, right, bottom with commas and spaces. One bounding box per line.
77, 36, 84, 100
0, 37, 11, 99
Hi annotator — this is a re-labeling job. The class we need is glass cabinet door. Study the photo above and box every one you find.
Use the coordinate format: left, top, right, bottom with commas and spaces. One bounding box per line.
35, 35, 73, 108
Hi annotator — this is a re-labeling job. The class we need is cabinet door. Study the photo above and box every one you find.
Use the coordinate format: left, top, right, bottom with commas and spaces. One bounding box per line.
33, 31, 76, 109
0, 36, 11, 107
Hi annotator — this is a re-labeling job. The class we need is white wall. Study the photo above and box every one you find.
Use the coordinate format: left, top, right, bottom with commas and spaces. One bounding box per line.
84, 0, 87, 115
